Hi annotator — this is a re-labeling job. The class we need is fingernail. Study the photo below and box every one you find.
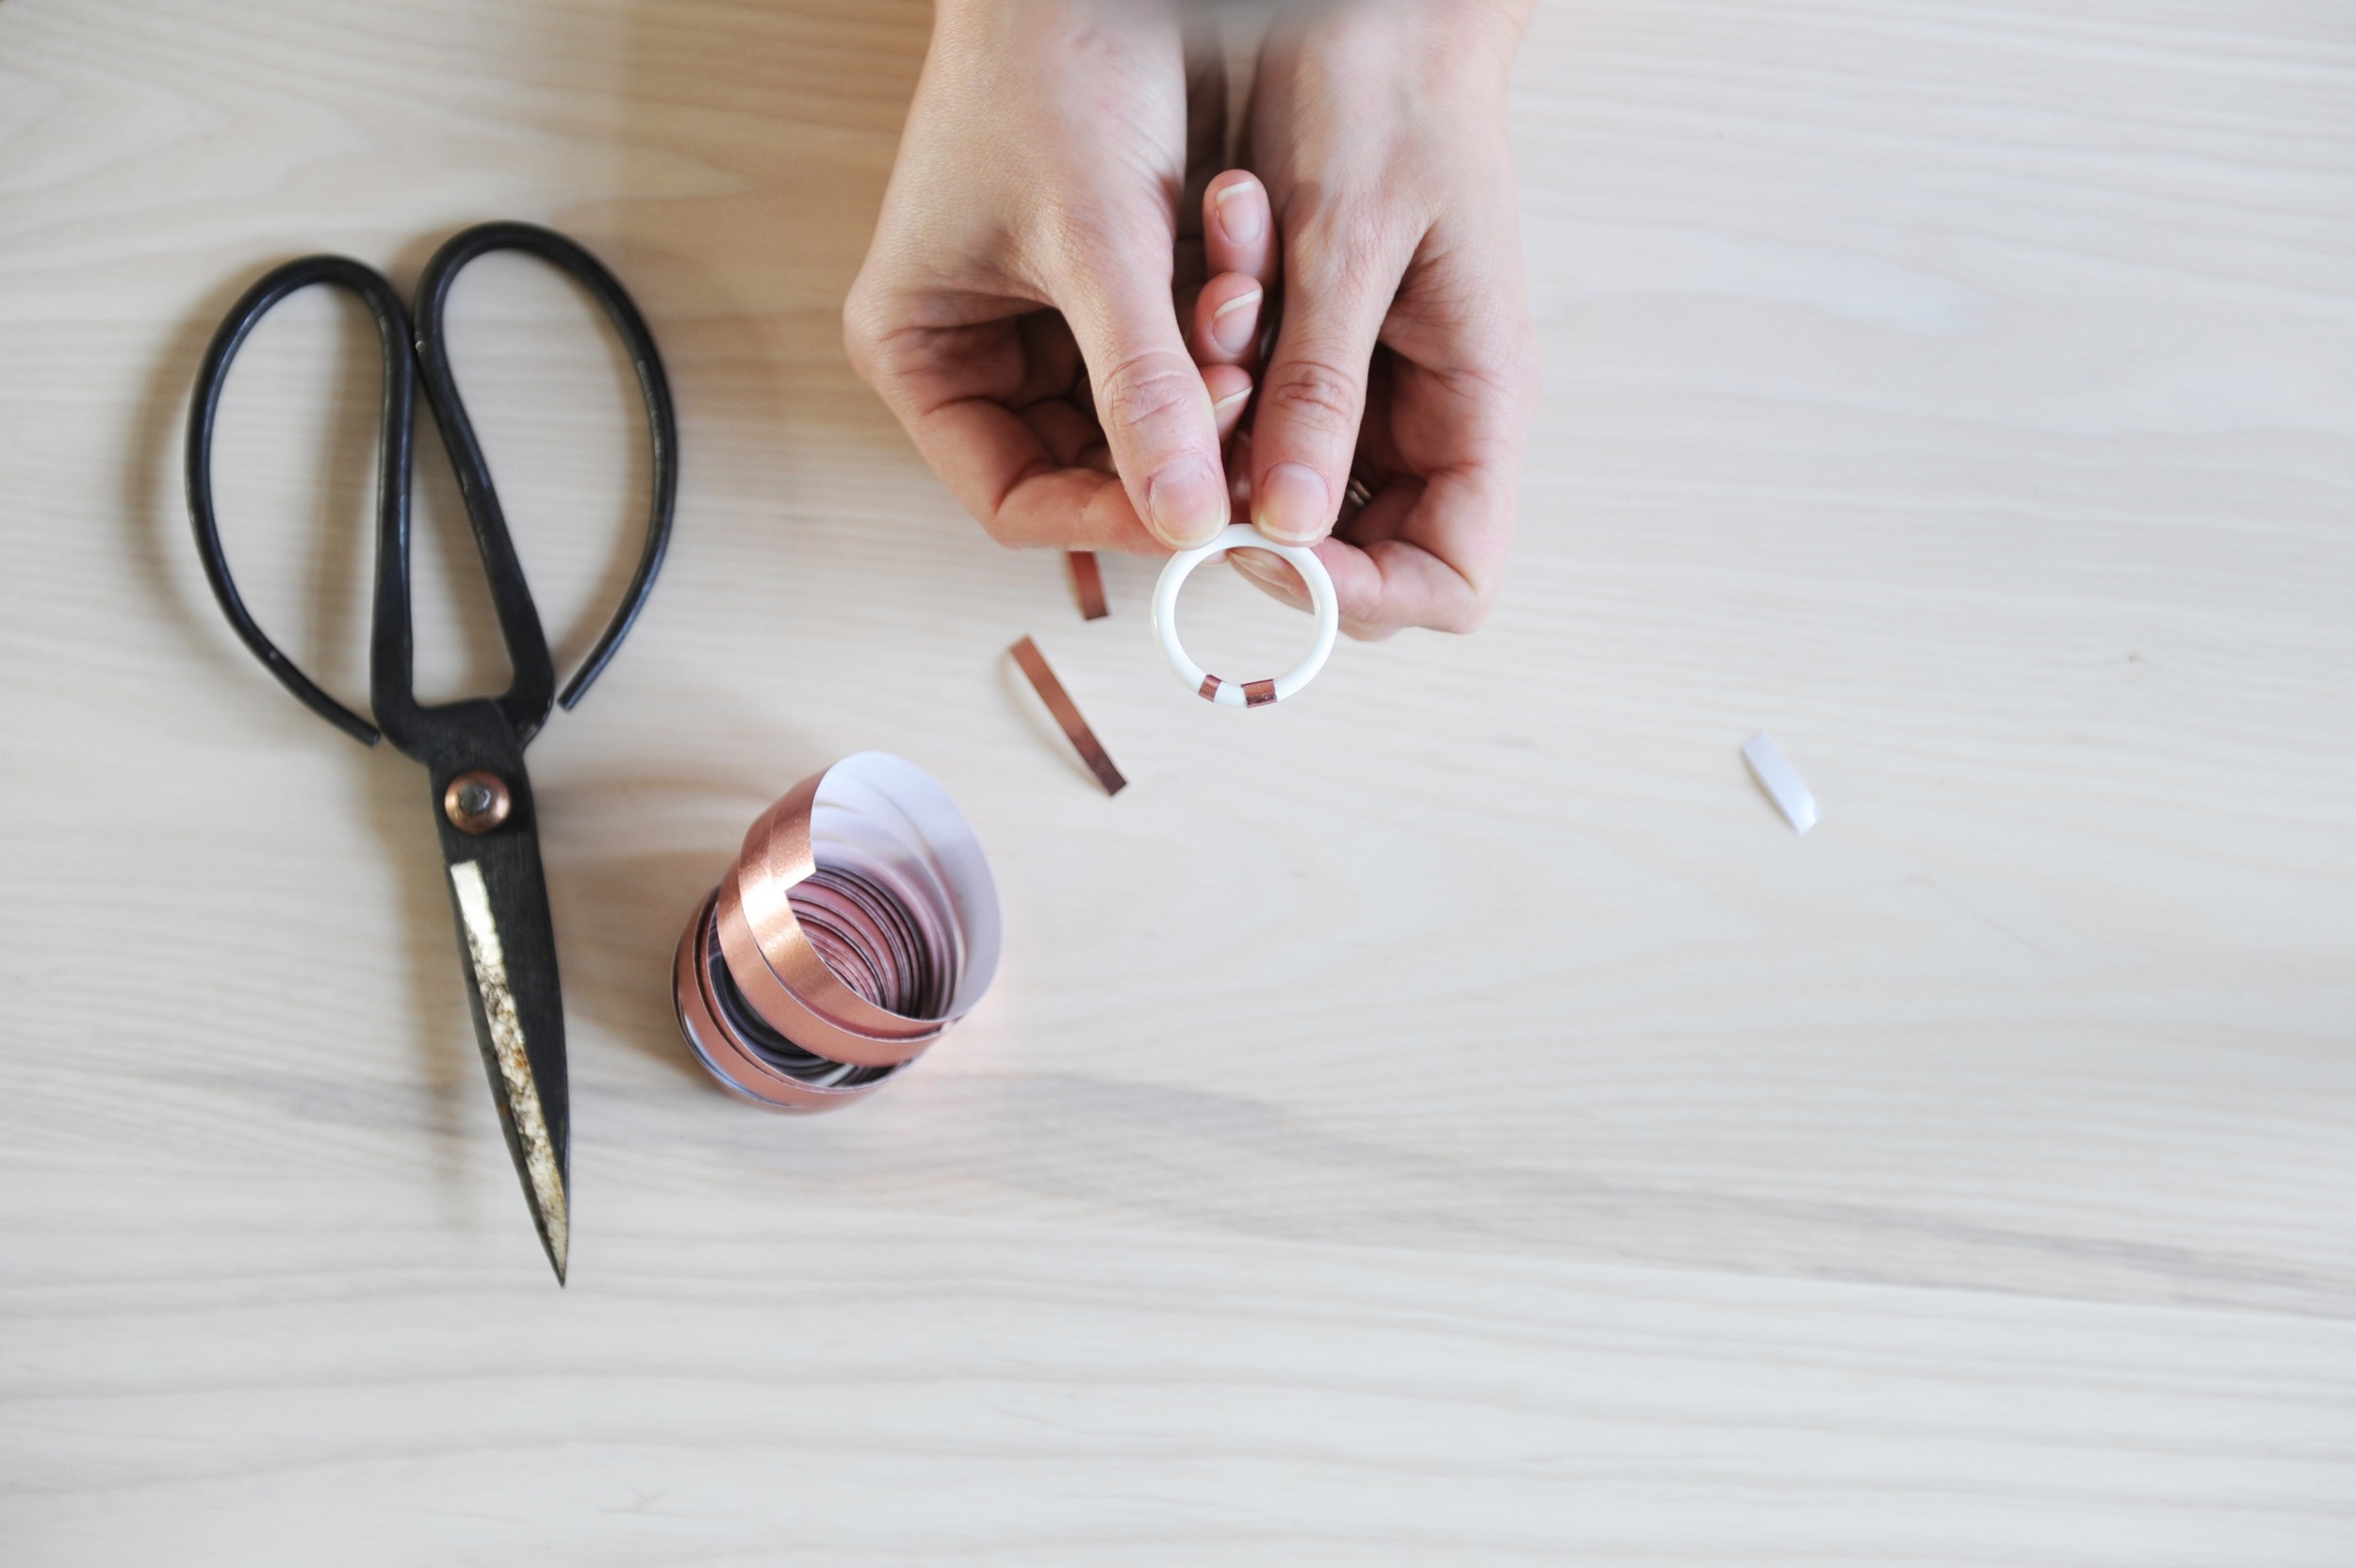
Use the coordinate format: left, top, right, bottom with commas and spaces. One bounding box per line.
1254, 462, 1330, 543
1210, 286, 1262, 357
1212, 383, 1253, 417
1213, 182, 1265, 246
1147, 454, 1228, 548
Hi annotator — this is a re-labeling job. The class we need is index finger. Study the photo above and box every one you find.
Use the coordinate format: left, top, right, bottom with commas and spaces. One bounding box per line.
912, 392, 1163, 553
1235, 463, 1515, 636
852, 315, 1164, 554
1328, 462, 1513, 635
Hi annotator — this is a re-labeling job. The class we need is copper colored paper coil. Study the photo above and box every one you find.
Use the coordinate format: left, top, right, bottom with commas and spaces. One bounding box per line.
674, 753, 1002, 1112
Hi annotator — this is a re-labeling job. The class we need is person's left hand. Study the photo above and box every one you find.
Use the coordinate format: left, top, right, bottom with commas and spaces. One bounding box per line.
844, 0, 1256, 555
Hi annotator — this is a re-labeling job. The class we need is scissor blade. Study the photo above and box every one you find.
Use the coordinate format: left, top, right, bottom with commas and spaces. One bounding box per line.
446, 856, 569, 1282
421, 713, 573, 1283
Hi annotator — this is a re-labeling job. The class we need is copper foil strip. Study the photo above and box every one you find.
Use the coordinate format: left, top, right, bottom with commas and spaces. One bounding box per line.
1065, 550, 1109, 620
1008, 635, 1127, 796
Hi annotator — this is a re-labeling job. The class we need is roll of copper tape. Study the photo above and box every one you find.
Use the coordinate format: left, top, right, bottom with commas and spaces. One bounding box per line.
672, 752, 1002, 1112
712, 870, 941, 1069
676, 893, 899, 1111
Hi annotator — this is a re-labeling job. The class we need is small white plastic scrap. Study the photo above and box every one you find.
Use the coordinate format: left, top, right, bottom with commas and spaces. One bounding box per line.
1742, 731, 1818, 835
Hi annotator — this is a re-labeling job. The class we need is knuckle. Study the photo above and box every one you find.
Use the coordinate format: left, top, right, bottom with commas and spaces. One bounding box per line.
978, 457, 1063, 548
1432, 593, 1494, 635
841, 282, 904, 391
1263, 356, 1361, 437
1435, 551, 1503, 634
842, 306, 881, 384
1093, 350, 1202, 445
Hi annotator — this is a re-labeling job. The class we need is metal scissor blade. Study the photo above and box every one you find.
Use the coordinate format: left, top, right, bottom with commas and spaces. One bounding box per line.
427, 706, 571, 1284
447, 857, 569, 1282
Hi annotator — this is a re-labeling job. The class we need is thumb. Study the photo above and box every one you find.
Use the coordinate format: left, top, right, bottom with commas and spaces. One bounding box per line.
1060, 262, 1229, 551
1250, 251, 1392, 546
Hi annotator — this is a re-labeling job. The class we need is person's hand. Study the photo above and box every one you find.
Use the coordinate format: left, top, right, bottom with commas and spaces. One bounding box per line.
844, 0, 1252, 554
1232, 0, 1541, 637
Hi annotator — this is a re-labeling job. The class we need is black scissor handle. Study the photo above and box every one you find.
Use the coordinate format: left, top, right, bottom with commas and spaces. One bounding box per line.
186, 254, 414, 746
183, 223, 678, 756
404, 220, 679, 743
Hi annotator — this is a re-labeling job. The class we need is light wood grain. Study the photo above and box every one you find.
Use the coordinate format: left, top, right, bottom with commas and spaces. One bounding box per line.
3, 0, 2352, 1560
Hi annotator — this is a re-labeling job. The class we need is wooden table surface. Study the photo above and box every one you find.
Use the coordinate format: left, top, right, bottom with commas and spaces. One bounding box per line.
4, 1, 2352, 1560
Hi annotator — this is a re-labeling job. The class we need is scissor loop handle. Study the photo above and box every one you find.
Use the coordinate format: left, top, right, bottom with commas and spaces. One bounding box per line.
182, 223, 679, 758
409, 220, 679, 737
186, 256, 414, 745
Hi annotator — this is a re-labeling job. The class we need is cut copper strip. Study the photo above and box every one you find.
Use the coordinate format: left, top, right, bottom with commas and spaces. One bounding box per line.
1243, 679, 1278, 707
1065, 550, 1108, 620
1198, 675, 1221, 702
1008, 635, 1126, 796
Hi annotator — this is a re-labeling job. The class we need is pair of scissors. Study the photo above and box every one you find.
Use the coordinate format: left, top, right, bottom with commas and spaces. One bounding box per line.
185, 221, 678, 1283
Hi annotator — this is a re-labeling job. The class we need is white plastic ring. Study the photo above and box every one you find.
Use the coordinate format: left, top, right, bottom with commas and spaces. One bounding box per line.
1151, 523, 1339, 708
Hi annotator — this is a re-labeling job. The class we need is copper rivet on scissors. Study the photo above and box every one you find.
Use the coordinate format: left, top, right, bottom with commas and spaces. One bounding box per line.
445, 771, 512, 835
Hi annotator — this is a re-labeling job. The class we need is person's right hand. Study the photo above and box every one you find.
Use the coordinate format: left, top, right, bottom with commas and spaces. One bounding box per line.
1231, 0, 1541, 638
844, 0, 1254, 554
